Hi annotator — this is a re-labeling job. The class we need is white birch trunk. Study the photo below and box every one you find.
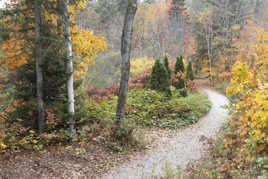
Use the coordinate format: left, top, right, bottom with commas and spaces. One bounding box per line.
34, 0, 45, 133
62, 0, 76, 136
116, 0, 138, 128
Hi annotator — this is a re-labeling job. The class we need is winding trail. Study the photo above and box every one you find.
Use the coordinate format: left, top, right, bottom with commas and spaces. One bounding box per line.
103, 89, 230, 179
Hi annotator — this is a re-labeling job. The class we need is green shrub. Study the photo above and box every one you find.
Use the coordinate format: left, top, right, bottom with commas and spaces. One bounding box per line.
178, 88, 187, 97
150, 59, 171, 95
164, 55, 171, 80
125, 89, 211, 129
77, 89, 210, 130
174, 56, 185, 74
186, 61, 194, 80
174, 56, 186, 92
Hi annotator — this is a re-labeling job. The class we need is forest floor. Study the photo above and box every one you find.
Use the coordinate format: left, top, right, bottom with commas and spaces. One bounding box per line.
0, 87, 229, 179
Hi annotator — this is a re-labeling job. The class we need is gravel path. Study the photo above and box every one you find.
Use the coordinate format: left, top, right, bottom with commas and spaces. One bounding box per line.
103, 89, 230, 179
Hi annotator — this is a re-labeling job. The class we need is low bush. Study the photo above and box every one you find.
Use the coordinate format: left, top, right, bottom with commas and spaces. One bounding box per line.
125, 88, 211, 129
84, 88, 210, 130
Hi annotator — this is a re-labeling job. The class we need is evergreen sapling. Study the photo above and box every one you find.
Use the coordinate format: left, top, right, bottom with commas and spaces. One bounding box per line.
150, 59, 171, 95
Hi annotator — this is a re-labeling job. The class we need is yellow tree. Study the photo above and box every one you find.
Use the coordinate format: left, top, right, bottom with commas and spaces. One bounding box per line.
225, 29, 268, 173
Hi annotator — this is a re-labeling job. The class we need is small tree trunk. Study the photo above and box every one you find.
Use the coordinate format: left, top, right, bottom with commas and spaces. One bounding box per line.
62, 0, 76, 136
34, 0, 45, 133
116, 0, 138, 128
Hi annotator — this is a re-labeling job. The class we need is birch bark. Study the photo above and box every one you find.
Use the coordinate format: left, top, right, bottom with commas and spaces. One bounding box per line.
62, 0, 76, 136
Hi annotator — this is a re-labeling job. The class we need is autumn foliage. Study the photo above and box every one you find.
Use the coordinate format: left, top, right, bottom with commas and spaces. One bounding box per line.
207, 29, 268, 177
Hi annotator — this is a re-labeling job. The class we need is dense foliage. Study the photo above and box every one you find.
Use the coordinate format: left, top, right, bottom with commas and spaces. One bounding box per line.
173, 56, 186, 96
164, 55, 171, 80
0, 0, 106, 131
186, 29, 268, 179
150, 59, 171, 95
1, 0, 267, 177
186, 61, 194, 81
126, 88, 210, 129
0, 86, 211, 153
174, 56, 185, 74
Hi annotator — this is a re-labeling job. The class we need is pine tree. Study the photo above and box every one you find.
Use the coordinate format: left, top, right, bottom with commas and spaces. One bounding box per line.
150, 59, 171, 95
174, 55, 185, 89
174, 56, 186, 96
164, 55, 171, 80
175, 56, 185, 73
186, 61, 194, 81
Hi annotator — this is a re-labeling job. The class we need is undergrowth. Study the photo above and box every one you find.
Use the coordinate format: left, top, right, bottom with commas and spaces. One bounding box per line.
0, 88, 211, 155
125, 88, 211, 129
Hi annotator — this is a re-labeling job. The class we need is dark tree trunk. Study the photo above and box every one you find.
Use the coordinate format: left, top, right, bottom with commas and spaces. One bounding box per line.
116, 0, 138, 127
34, 0, 45, 133
57, 0, 62, 35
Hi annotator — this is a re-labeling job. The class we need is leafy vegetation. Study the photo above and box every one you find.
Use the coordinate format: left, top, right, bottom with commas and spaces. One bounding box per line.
0, 86, 211, 154
186, 61, 194, 81
150, 59, 171, 95
126, 88, 211, 129
164, 55, 171, 80
182, 29, 268, 179
172, 56, 187, 96
174, 56, 185, 74
1, 0, 267, 177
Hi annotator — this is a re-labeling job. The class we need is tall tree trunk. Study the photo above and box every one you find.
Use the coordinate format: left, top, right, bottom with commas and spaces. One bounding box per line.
116, 0, 137, 128
254, 0, 260, 21
206, 22, 213, 86
34, 0, 45, 133
57, 0, 62, 35
62, 0, 76, 136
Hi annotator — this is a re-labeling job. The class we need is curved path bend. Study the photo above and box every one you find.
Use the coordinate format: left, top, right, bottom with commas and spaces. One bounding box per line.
103, 89, 230, 179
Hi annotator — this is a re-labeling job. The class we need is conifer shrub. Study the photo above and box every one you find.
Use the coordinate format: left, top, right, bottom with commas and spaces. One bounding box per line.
164, 55, 171, 80
174, 56, 185, 74
172, 56, 187, 96
150, 59, 171, 95
186, 61, 194, 81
